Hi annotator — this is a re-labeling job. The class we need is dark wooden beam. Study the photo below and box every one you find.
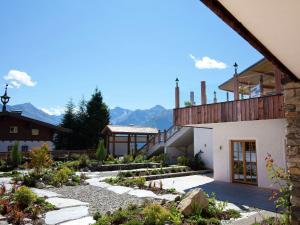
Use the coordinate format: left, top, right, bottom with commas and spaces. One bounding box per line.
274, 67, 282, 94
112, 135, 115, 157
127, 134, 130, 155
200, 0, 298, 81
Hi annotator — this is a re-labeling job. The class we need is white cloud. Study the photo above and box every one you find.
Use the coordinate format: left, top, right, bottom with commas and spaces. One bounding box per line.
40, 106, 65, 116
4, 70, 37, 88
190, 55, 227, 69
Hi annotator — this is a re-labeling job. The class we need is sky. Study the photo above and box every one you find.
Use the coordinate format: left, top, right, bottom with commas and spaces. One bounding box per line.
0, 0, 262, 115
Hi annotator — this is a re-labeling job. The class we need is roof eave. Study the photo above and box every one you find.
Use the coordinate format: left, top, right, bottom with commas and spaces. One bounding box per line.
200, 0, 298, 82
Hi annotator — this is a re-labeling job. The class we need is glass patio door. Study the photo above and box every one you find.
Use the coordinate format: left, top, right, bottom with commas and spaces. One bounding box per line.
231, 140, 257, 185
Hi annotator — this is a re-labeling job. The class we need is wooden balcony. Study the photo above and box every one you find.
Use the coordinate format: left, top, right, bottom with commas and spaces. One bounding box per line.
173, 94, 284, 126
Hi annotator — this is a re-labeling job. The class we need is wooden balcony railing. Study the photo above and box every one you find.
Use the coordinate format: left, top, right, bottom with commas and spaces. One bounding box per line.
173, 94, 284, 126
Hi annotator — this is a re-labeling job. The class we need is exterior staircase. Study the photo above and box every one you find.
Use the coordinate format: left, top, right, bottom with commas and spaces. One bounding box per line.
139, 126, 193, 158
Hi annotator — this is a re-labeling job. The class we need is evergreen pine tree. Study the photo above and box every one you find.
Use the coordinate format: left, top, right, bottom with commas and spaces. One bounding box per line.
54, 99, 77, 149
85, 88, 110, 149
96, 139, 106, 163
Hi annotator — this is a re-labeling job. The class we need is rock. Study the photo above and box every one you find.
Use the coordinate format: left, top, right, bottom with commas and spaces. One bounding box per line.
177, 188, 209, 216
35, 182, 46, 189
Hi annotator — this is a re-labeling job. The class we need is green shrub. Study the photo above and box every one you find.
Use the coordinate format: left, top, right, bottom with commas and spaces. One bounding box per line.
207, 217, 221, 225
143, 204, 170, 225
79, 154, 90, 167
224, 209, 241, 219
123, 154, 134, 164
96, 140, 106, 163
51, 167, 73, 187
177, 156, 189, 166
93, 211, 102, 221
106, 154, 115, 162
111, 209, 128, 224
70, 153, 80, 160
94, 215, 110, 225
35, 197, 56, 210
29, 144, 52, 175
10, 142, 22, 167
13, 186, 37, 209
22, 173, 40, 187
125, 219, 143, 225
134, 155, 145, 163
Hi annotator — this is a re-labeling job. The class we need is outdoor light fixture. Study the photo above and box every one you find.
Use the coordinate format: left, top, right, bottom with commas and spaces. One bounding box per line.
1, 84, 10, 112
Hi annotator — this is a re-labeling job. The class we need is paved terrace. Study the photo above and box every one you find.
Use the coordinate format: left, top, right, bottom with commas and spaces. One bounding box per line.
149, 174, 276, 212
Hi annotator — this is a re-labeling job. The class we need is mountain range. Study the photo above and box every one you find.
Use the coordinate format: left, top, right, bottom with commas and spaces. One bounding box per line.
0, 103, 173, 130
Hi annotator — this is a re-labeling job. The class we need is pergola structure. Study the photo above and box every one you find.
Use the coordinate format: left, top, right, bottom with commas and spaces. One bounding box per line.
101, 125, 158, 157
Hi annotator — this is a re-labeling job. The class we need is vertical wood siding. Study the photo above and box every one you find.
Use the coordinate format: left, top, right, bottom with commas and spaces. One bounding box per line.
173, 95, 284, 126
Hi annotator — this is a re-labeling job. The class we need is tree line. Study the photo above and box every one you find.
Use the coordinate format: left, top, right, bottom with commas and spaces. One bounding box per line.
54, 88, 110, 150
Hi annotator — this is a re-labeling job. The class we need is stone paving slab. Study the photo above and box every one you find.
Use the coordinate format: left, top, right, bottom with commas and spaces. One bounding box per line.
128, 189, 158, 198
107, 185, 132, 194
59, 216, 95, 225
46, 197, 89, 209
45, 206, 89, 225
31, 188, 62, 198
229, 210, 277, 225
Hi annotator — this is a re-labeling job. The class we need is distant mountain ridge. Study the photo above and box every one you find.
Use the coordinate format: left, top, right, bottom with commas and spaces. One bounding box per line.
0, 103, 173, 130
0, 103, 63, 125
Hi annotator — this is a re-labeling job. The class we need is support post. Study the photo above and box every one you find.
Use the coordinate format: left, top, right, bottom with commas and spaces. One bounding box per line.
233, 62, 240, 100
106, 134, 110, 155
134, 134, 137, 156
259, 75, 264, 96
146, 135, 149, 152
112, 134, 116, 157
164, 129, 167, 143
274, 67, 282, 94
127, 134, 130, 155
201, 81, 207, 105
175, 78, 180, 108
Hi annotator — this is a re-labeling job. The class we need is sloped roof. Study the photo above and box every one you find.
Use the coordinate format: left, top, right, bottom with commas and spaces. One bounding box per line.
219, 58, 276, 94
0, 111, 71, 133
102, 125, 159, 135
201, 0, 300, 80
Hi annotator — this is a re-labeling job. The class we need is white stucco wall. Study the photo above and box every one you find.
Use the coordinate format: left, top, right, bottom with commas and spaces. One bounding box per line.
0, 141, 54, 152
197, 119, 286, 189
194, 128, 213, 170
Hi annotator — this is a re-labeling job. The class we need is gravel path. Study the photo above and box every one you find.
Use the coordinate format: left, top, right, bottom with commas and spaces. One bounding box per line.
50, 185, 146, 215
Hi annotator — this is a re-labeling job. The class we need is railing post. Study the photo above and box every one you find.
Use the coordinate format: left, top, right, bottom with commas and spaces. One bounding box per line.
164, 129, 167, 143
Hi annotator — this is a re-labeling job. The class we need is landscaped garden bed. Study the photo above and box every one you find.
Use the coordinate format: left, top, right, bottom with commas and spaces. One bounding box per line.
0, 184, 55, 224
92, 189, 241, 225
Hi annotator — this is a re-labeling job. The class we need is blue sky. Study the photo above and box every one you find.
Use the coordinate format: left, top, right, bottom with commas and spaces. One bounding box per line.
0, 0, 262, 114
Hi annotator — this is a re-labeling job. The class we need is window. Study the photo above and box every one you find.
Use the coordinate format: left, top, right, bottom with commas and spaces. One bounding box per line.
21, 145, 29, 152
32, 129, 39, 136
9, 126, 18, 134
7, 145, 13, 151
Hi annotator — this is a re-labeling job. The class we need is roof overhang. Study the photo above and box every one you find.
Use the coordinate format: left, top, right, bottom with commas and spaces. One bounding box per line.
200, 0, 300, 81
0, 112, 71, 133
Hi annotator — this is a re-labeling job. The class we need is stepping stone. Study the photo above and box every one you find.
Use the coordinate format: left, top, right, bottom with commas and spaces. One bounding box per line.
107, 185, 132, 194
86, 179, 111, 188
128, 189, 158, 198
31, 188, 62, 198
45, 206, 89, 225
0, 177, 12, 184
46, 197, 89, 209
60, 216, 95, 225
158, 194, 179, 201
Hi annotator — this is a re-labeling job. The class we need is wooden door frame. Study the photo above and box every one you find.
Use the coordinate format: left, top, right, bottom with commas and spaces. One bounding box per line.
230, 140, 258, 185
